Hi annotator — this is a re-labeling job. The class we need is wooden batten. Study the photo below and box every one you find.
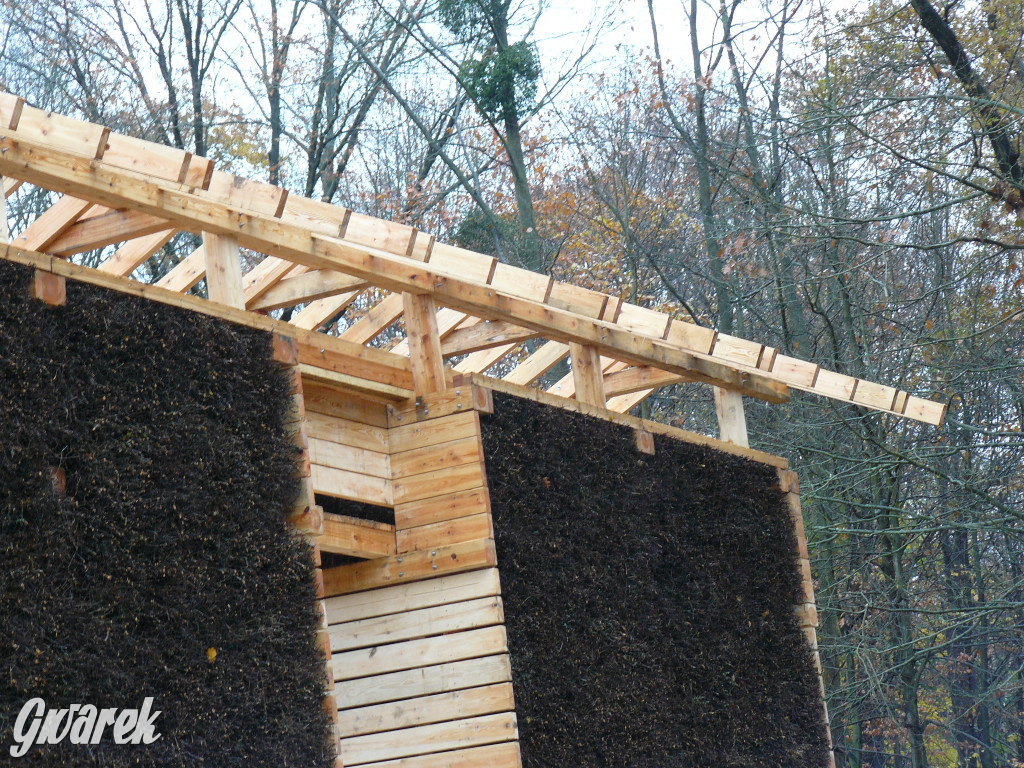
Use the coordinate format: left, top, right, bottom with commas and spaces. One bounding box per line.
777, 469, 836, 768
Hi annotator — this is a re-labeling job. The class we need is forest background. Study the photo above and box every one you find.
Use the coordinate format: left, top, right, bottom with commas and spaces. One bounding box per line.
1, 0, 1023, 765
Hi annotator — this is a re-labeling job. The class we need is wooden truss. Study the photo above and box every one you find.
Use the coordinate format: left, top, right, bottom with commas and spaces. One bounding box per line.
0, 91, 946, 450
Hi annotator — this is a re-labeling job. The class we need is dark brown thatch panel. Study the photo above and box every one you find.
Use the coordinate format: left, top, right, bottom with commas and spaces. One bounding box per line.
482, 392, 829, 768
0, 261, 333, 767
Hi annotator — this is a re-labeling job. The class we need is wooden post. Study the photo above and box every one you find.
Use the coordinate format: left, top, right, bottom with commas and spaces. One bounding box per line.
202, 231, 244, 308
402, 292, 447, 395
713, 386, 748, 447
569, 342, 606, 407
0, 174, 8, 244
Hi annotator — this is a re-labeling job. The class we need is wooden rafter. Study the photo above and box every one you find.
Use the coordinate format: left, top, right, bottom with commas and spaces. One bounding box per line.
47, 208, 171, 256
97, 229, 176, 276
155, 246, 205, 292
15, 194, 92, 252
249, 269, 368, 312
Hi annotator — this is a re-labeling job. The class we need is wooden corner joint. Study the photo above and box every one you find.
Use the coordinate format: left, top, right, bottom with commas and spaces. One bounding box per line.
271, 332, 300, 367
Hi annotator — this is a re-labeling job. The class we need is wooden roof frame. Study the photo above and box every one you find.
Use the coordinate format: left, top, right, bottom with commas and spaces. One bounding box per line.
0, 91, 947, 445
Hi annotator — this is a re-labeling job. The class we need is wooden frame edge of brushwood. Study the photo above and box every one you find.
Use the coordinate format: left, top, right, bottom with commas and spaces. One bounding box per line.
0, 243, 416, 399
778, 468, 838, 768
473, 373, 788, 470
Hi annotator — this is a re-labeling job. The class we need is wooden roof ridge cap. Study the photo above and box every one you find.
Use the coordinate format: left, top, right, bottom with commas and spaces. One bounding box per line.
0, 243, 414, 379
471, 374, 789, 469
0, 94, 946, 422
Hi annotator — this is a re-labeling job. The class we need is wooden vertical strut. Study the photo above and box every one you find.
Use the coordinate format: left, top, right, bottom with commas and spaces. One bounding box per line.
569, 342, 606, 407
0, 174, 8, 244
202, 231, 244, 308
778, 469, 837, 768
272, 333, 338, 761
713, 387, 749, 448
403, 292, 448, 395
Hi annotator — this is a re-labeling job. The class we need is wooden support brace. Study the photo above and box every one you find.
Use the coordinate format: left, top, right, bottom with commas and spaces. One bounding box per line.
202, 230, 244, 308
403, 292, 447, 396
713, 386, 749, 448
0, 174, 8, 243
569, 342, 606, 407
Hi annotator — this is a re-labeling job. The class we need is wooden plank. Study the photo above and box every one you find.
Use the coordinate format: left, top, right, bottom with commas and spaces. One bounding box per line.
154, 245, 205, 292
297, 339, 415, 393
306, 411, 389, 453
341, 293, 406, 344
321, 539, 497, 597
206, 170, 288, 218
322, 514, 397, 559
546, 281, 607, 319
356, 742, 521, 768
202, 231, 243, 308
329, 596, 503, 652
312, 464, 392, 507
427, 243, 497, 284
393, 463, 486, 506
343, 211, 415, 254
310, 436, 390, 478
441, 322, 537, 358
0, 92, 25, 130
664, 319, 717, 355
340, 712, 517, 766
607, 388, 655, 414
394, 488, 491, 530
490, 262, 551, 302
292, 289, 362, 331
569, 343, 606, 407
15, 103, 109, 159
325, 568, 501, 625
303, 383, 391, 428
390, 411, 479, 454
503, 341, 567, 386
387, 389, 482, 427
335, 655, 511, 711
332, 625, 507, 682
15, 194, 92, 252
713, 387, 749, 447
396, 513, 493, 554
102, 133, 193, 185
300, 363, 412, 402
404, 292, 448, 395
603, 365, 686, 398
250, 268, 367, 311
47, 208, 171, 256
712, 334, 766, 369
391, 437, 484, 480
617, 302, 671, 337
453, 343, 517, 375
241, 256, 302, 305
96, 229, 176, 276
337, 683, 514, 738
